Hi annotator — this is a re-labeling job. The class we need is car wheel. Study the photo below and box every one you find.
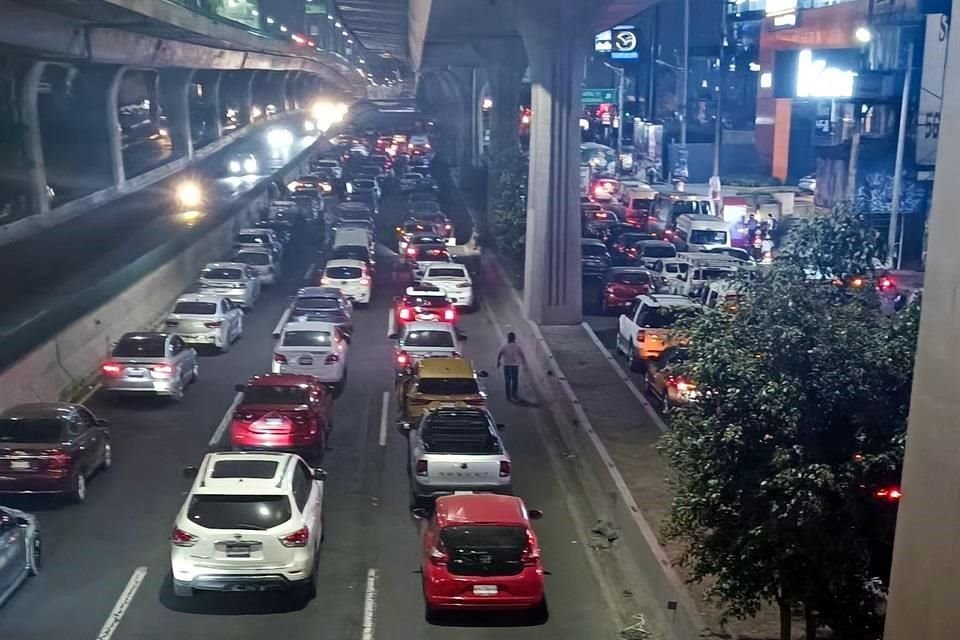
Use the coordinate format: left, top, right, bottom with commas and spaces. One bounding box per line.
219, 335, 231, 353
529, 597, 549, 624
69, 472, 87, 504
424, 602, 441, 625
100, 441, 113, 471
169, 382, 185, 403
28, 534, 41, 576
173, 582, 194, 598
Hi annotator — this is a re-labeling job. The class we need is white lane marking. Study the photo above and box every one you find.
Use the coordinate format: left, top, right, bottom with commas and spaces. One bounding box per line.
385, 309, 396, 339
272, 307, 291, 337
210, 392, 243, 447
303, 262, 315, 283
95, 566, 148, 640
362, 568, 378, 640
378, 391, 390, 447
581, 322, 668, 433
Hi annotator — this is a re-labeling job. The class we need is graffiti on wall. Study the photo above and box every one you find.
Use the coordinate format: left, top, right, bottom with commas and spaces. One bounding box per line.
855, 171, 929, 215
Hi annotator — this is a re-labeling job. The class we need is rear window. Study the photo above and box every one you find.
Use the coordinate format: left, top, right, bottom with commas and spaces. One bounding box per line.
282, 331, 332, 347
113, 336, 166, 357
295, 297, 339, 310
0, 418, 62, 444
410, 202, 441, 214
236, 234, 269, 246
582, 244, 608, 257
173, 302, 217, 315
241, 385, 309, 405
187, 495, 291, 530
426, 267, 466, 278
630, 198, 654, 211
417, 378, 480, 395
325, 266, 363, 279
402, 330, 455, 348
690, 230, 728, 245
638, 244, 677, 258
611, 272, 651, 286
404, 222, 432, 233
210, 460, 278, 479
406, 173, 424, 180
418, 248, 449, 260
202, 268, 243, 280
440, 525, 527, 576
403, 295, 447, 308
236, 252, 271, 266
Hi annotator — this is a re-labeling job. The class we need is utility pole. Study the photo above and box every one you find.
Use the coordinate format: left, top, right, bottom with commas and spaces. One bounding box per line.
616, 65, 625, 168
648, 6, 659, 121
680, 0, 689, 146
712, 0, 728, 178
887, 42, 913, 269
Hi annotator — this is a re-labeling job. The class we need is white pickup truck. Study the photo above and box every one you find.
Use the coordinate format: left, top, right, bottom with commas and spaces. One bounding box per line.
616, 294, 699, 371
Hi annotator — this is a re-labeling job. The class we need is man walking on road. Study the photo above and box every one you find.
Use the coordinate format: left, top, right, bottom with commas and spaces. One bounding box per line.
497, 332, 526, 402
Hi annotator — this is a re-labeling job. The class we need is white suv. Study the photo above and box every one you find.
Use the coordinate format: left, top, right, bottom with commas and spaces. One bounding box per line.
170, 452, 325, 598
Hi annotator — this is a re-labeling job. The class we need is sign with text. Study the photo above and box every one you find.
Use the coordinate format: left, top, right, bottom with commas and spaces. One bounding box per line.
582, 88, 616, 105
917, 13, 949, 167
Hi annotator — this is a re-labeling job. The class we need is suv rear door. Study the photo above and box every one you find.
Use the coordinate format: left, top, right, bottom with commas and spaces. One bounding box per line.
185, 493, 297, 568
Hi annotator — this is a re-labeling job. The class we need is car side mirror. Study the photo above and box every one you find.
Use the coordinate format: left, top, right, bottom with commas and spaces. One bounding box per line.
96, 418, 108, 427
313, 468, 327, 481
183, 466, 198, 479
477, 370, 489, 378
234, 384, 246, 393
411, 507, 430, 520
527, 509, 544, 521
387, 332, 399, 340
456, 332, 468, 341
396, 421, 413, 435
496, 423, 506, 431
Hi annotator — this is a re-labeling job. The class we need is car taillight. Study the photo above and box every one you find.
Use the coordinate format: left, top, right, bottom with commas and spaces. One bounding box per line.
415, 460, 428, 476
324, 354, 340, 365
274, 353, 288, 364
406, 247, 417, 257
429, 546, 448, 565
457, 282, 471, 288
360, 277, 371, 285
171, 527, 197, 547
443, 308, 456, 321
101, 363, 122, 377
205, 321, 222, 328
165, 319, 179, 327
396, 351, 409, 366
152, 364, 174, 375
280, 526, 310, 547
521, 530, 540, 565
399, 307, 412, 321
636, 329, 646, 343
499, 460, 511, 477
444, 224, 451, 230
875, 487, 902, 502
878, 276, 896, 292
46, 451, 72, 470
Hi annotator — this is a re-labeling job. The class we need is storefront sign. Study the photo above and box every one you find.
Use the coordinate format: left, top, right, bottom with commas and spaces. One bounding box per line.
796, 49, 856, 98
917, 14, 950, 167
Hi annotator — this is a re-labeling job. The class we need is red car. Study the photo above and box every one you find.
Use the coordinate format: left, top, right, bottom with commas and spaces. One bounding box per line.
600, 267, 653, 314
394, 286, 457, 326
419, 493, 545, 620
230, 374, 333, 460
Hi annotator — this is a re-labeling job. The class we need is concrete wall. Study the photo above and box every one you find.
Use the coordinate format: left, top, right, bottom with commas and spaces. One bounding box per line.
0, 139, 319, 407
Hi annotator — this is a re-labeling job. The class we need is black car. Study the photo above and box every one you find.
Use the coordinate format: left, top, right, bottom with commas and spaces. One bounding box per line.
581, 239, 612, 278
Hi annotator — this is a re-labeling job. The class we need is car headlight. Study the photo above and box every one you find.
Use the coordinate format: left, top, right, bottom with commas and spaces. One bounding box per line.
304, 120, 316, 132
176, 181, 203, 209
242, 158, 258, 174
228, 160, 241, 173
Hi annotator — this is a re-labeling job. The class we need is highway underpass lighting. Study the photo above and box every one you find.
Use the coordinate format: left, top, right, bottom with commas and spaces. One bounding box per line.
482, 97, 493, 110
252, 9, 259, 16
267, 128, 294, 148
335, 21, 342, 27
855, 26, 872, 43
251, 106, 263, 119
158, 127, 169, 137
359, 58, 365, 64
348, 39, 354, 44
243, 157, 258, 173
266, 16, 275, 24
342, 30, 349, 36
328, 15, 334, 20
176, 181, 203, 210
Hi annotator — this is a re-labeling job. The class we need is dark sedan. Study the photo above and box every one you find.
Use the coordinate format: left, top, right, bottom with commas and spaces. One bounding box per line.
581, 239, 612, 278
0, 403, 111, 503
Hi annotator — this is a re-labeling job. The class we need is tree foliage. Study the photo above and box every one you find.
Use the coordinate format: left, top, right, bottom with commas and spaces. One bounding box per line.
660, 206, 919, 639
488, 148, 528, 262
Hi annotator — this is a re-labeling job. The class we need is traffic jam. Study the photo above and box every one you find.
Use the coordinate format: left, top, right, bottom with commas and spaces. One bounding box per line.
578, 166, 912, 413
0, 125, 547, 622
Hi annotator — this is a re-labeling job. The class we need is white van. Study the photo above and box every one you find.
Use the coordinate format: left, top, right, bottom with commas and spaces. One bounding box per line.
671, 253, 742, 297
672, 214, 731, 252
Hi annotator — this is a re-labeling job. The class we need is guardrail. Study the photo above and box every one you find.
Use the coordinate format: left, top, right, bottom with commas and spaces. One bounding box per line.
0, 131, 323, 403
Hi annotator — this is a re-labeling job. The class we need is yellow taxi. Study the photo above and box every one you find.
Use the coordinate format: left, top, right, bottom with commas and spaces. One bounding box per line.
396, 357, 488, 423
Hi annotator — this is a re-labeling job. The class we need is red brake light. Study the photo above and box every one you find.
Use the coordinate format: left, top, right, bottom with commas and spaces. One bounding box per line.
324, 353, 340, 365
875, 487, 902, 502
443, 308, 456, 322
171, 527, 197, 547
204, 321, 222, 328
879, 277, 895, 291
636, 329, 646, 343
102, 363, 122, 377
406, 247, 417, 257
46, 451, 72, 470
415, 459, 428, 476
153, 364, 174, 375
399, 307, 412, 321
499, 460, 511, 477
274, 353, 288, 364
280, 526, 310, 548
396, 352, 409, 366
521, 529, 540, 565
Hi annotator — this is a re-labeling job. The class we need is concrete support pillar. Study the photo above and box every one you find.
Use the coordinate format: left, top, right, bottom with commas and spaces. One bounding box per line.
883, 0, 960, 636
283, 71, 300, 111
240, 70, 257, 125
20, 61, 49, 217
474, 38, 526, 157
209, 71, 223, 138
78, 66, 125, 189
517, 7, 589, 324
160, 69, 195, 160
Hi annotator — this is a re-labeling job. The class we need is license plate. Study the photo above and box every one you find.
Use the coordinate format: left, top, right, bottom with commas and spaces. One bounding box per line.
298, 356, 314, 365
265, 417, 284, 426
10, 460, 30, 470
126, 368, 146, 377
473, 585, 498, 596
420, 313, 437, 320
339, 281, 348, 286
226, 545, 251, 558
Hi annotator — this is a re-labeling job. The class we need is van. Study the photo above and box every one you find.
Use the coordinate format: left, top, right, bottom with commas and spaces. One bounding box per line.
700, 279, 748, 311
670, 253, 742, 297
672, 214, 731, 252
624, 187, 657, 225
650, 193, 714, 233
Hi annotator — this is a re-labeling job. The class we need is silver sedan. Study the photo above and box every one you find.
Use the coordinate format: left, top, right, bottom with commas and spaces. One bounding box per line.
0, 506, 40, 608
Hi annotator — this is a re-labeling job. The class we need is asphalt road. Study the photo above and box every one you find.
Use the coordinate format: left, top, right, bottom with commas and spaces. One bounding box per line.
0, 116, 317, 338
0, 190, 620, 640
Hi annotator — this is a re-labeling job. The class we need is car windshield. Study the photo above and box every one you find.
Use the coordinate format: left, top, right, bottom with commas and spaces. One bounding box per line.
236, 234, 268, 245
612, 272, 651, 286
690, 230, 728, 245
296, 297, 339, 310
236, 252, 271, 266
332, 247, 369, 262
0, 418, 63, 443
404, 295, 447, 308
282, 331, 332, 347
426, 267, 465, 278
325, 266, 363, 279
582, 244, 607, 257
672, 201, 712, 216
412, 236, 445, 246
113, 336, 166, 357
202, 268, 242, 280
417, 378, 480, 395
241, 385, 309, 405
187, 495, 291, 530
631, 198, 654, 211
638, 244, 676, 258
402, 330, 455, 348
173, 301, 217, 315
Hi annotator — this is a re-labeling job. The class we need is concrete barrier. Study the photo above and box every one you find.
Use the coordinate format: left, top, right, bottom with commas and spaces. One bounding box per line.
482, 254, 707, 640
0, 136, 319, 407
0, 114, 297, 249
